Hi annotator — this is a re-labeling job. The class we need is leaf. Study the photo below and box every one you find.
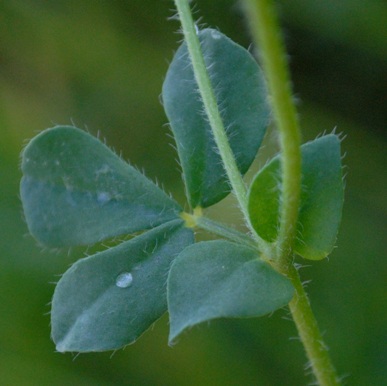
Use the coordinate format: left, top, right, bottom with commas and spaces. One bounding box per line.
167, 240, 294, 343
162, 28, 270, 208
51, 219, 194, 352
248, 135, 344, 260
20, 126, 181, 247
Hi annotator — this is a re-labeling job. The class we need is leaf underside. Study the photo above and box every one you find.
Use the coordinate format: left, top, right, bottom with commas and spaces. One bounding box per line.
163, 28, 270, 208
167, 240, 294, 343
51, 220, 194, 352
20, 126, 181, 247
248, 135, 344, 260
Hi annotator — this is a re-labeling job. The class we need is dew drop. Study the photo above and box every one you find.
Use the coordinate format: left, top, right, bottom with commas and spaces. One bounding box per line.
115, 272, 133, 288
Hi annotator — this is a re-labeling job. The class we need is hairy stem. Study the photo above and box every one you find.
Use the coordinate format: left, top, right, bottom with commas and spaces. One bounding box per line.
242, 0, 302, 265
173, 1, 248, 224
243, 0, 340, 385
181, 211, 258, 250
283, 264, 341, 386
174, 0, 270, 253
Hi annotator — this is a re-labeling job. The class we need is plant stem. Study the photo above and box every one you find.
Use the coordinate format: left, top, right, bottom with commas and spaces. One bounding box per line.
174, 0, 270, 254
173, 0, 249, 221
283, 264, 341, 386
198, 216, 274, 257
181, 210, 259, 250
242, 0, 302, 266
242, 1, 340, 385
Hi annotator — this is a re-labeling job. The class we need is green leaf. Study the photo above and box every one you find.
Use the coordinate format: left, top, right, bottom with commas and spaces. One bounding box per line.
20, 126, 181, 247
167, 240, 294, 343
51, 219, 194, 352
162, 28, 270, 208
248, 135, 344, 260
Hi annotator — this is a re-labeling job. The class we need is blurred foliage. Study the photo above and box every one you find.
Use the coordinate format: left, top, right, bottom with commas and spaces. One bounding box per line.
0, 0, 386, 385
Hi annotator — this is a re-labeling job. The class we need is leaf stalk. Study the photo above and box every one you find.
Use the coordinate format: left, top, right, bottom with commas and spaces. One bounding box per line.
173, 0, 268, 253
173, 1, 248, 220
181, 210, 259, 251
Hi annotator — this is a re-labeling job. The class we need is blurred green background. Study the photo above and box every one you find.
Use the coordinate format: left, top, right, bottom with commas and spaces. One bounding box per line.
1, 0, 386, 385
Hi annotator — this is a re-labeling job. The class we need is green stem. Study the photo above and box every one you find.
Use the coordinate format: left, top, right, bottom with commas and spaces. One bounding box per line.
173, 0, 249, 221
183, 212, 259, 250
242, 1, 340, 385
242, 0, 302, 266
174, 0, 270, 254
174, 1, 340, 384
198, 216, 276, 259
283, 264, 341, 386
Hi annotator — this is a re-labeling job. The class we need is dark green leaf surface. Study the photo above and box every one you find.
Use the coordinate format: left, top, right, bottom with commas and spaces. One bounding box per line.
51, 220, 194, 352
167, 240, 294, 343
248, 135, 344, 260
162, 28, 270, 208
20, 126, 181, 247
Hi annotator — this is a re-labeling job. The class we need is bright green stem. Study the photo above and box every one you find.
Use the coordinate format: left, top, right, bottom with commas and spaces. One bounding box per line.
174, 0, 269, 254
174, 1, 340, 384
242, 0, 302, 265
281, 264, 341, 386
243, 1, 340, 385
197, 216, 275, 259
173, 0, 249, 221
182, 211, 258, 250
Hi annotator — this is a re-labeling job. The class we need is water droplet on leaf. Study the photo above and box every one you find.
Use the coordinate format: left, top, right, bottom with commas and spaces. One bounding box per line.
115, 272, 133, 288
